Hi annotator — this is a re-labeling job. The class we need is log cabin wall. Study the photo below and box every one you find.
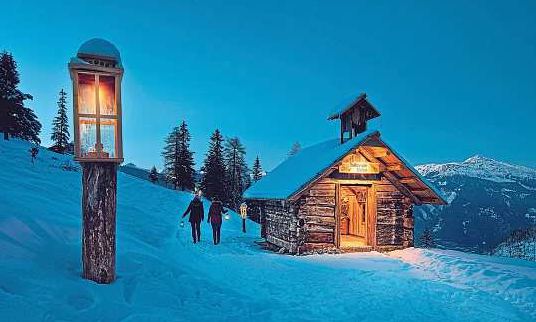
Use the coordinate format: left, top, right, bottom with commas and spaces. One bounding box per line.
247, 177, 415, 254
295, 182, 337, 253
374, 182, 414, 251
264, 200, 299, 253
245, 199, 267, 238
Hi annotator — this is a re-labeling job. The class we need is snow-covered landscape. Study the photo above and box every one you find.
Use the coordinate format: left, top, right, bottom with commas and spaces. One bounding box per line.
1, 138, 536, 321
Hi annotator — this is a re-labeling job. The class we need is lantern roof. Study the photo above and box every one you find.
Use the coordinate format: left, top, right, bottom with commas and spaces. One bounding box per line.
72, 38, 122, 68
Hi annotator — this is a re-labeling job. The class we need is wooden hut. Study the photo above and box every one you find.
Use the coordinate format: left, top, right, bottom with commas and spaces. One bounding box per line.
244, 94, 447, 254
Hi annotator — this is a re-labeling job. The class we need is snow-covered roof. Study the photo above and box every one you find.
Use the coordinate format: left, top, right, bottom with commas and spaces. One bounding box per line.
244, 129, 447, 204
327, 93, 380, 120
76, 38, 122, 67
244, 129, 379, 200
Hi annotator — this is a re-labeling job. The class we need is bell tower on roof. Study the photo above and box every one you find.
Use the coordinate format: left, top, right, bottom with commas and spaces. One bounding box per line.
328, 93, 381, 144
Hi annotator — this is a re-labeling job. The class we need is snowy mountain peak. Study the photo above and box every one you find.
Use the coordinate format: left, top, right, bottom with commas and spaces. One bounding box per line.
463, 155, 491, 164
416, 155, 536, 183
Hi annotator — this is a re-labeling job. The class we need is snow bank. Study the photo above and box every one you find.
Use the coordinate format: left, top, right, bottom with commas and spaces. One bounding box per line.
1, 138, 535, 321
390, 248, 536, 318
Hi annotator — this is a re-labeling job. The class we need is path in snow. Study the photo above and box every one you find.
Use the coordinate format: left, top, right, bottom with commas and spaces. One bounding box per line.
1, 138, 535, 322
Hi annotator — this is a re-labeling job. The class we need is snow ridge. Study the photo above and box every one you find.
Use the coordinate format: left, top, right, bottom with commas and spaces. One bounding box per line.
416, 155, 536, 183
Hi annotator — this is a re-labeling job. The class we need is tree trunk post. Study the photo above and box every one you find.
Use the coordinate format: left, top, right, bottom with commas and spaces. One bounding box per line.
81, 162, 118, 284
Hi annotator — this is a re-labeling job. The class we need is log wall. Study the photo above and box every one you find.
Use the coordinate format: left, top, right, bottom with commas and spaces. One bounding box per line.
375, 182, 414, 250
295, 182, 337, 253
246, 176, 415, 254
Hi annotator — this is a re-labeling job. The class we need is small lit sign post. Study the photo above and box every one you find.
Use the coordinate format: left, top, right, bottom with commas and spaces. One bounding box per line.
68, 38, 124, 284
240, 203, 248, 233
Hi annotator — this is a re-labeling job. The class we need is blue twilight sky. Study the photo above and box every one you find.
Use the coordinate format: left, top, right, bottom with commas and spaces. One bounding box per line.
1, 0, 535, 171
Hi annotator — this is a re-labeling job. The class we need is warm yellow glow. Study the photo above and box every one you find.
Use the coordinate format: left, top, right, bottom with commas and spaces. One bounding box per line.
240, 204, 247, 219
99, 76, 116, 115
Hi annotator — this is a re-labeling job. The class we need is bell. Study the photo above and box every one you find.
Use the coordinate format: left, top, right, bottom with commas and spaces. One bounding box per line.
224, 214, 230, 221
180, 221, 185, 228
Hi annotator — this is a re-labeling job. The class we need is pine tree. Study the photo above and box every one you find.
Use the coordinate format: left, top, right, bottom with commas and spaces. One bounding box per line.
223, 137, 249, 210
162, 121, 195, 191
0, 51, 41, 144
252, 156, 263, 182
419, 228, 436, 248
50, 89, 70, 153
200, 129, 226, 201
149, 166, 159, 183
288, 141, 301, 157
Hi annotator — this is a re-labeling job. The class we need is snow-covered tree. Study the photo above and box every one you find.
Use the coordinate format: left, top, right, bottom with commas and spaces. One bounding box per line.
252, 156, 263, 182
0, 51, 41, 144
419, 228, 436, 248
162, 121, 195, 191
224, 137, 249, 210
200, 129, 226, 201
50, 89, 70, 153
149, 166, 159, 183
288, 141, 301, 157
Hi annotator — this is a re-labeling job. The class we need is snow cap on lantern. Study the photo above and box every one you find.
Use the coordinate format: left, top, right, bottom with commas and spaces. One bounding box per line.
72, 38, 123, 68
68, 38, 124, 163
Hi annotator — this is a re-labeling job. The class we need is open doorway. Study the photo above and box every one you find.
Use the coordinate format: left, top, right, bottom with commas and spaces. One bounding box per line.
339, 186, 368, 248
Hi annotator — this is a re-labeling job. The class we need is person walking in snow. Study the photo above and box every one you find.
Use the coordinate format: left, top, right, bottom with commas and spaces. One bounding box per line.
182, 193, 204, 244
207, 196, 228, 245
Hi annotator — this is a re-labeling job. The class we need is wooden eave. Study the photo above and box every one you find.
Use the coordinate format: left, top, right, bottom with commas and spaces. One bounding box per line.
68, 62, 124, 76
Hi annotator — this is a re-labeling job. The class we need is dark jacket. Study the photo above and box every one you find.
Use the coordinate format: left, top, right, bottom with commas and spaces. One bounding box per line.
208, 201, 228, 225
182, 197, 204, 223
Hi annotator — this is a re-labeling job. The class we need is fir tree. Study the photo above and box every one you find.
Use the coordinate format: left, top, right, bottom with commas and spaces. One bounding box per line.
149, 166, 159, 183
288, 141, 301, 157
419, 228, 436, 248
200, 129, 226, 201
252, 156, 263, 182
0, 51, 41, 144
223, 137, 249, 210
50, 89, 70, 153
162, 121, 195, 191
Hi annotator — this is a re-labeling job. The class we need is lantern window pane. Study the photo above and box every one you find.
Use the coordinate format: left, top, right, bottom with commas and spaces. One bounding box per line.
99, 76, 116, 116
78, 74, 96, 114
79, 117, 97, 157
100, 118, 117, 158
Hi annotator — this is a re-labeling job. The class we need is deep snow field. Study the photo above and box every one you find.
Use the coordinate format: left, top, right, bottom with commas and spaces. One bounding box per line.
1, 138, 535, 322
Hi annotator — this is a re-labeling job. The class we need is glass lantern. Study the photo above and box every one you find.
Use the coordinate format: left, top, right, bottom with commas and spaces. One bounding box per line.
240, 203, 248, 220
71, 69, 123, 163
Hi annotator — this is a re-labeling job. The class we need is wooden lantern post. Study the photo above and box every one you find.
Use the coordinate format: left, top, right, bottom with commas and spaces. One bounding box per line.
240, 203, 247, 233
69, 39, 124, 284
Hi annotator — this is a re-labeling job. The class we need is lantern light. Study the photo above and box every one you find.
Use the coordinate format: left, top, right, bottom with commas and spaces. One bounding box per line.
240, 203, 248, 219
69, 38, 124, 163
224, 213, 230, 221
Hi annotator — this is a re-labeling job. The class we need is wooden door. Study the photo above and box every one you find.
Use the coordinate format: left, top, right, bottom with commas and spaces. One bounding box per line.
348, 195, 358, 235
353, 187, 367, 239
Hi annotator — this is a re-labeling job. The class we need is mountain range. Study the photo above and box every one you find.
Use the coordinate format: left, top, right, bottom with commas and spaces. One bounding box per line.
415, 155, 536, 253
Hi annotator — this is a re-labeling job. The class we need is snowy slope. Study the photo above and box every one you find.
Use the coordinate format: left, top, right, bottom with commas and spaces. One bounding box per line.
414, 156, 536, 253
1, 139, 536, 321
